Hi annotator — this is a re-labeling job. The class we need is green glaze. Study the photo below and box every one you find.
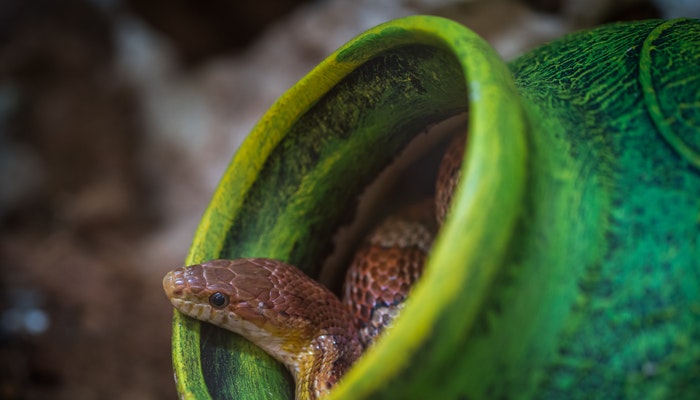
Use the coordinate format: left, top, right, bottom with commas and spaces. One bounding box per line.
170, 16, 700, 399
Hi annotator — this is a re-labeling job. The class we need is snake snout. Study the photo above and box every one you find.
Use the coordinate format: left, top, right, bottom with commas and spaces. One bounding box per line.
163, 269, 185, 299
163, 268, 193, 300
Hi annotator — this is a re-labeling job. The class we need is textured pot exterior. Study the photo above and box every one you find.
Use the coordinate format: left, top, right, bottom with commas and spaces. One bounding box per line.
170, 17, 700, 399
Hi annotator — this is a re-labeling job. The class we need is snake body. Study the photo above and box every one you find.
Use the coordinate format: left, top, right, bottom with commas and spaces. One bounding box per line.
163, 134, 465, 399
163, 258, 362, 398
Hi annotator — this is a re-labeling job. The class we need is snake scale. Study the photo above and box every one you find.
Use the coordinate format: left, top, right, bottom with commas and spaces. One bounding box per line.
163, 133, 466, 399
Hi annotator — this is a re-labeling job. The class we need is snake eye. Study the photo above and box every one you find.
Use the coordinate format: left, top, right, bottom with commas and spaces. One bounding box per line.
209, 292, 229, 308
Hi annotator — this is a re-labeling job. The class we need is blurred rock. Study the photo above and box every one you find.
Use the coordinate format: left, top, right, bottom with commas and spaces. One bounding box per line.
124, 0, 313, 65
0, 1, 171, 399
652, 0, 700, 18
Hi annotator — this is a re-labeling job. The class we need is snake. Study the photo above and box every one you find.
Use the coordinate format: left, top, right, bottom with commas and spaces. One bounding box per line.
163, 133, 465, 399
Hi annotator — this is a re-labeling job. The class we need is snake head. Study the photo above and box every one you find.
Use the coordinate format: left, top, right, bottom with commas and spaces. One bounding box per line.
163, 259, 307, 340
163, 260, 261, 326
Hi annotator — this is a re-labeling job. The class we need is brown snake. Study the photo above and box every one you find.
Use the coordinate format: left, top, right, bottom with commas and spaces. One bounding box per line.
163, 134, 465, 399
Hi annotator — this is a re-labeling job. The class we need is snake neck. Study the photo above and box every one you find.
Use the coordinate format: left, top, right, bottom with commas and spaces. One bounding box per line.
296, 333, 362, 399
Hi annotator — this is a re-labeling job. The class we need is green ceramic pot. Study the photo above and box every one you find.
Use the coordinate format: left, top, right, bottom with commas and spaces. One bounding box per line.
169, 16, 700, 399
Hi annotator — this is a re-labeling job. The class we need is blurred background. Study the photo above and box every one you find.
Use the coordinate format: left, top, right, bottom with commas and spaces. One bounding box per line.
0, 0, 697, 399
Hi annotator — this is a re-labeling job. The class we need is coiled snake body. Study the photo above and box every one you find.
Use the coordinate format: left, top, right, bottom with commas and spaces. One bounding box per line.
163, 134, 465, 399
